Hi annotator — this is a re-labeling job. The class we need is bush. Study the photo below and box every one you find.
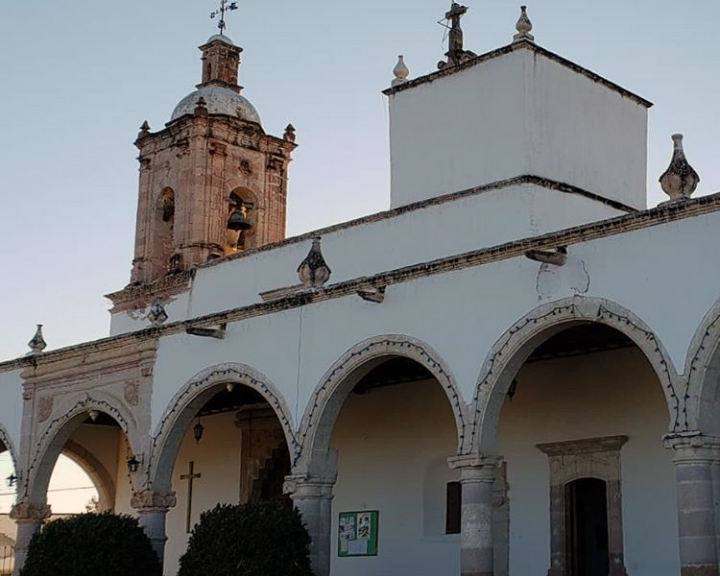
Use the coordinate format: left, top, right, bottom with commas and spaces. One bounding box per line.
178, 501, 314, 576
21, 512, 161, 576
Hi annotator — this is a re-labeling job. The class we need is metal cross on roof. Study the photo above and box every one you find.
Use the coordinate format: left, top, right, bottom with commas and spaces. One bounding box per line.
210, 0, 239, 34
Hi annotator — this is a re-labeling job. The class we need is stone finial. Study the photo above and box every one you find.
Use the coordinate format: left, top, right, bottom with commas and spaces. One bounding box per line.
392, 55, 410, 87
297, 237, 332, 288
27, 324, 47, 355
284, 124, 296, 142
147, 299, 169, 327
194, 96, 208, 117
659, 134, 700, 202
138, 120, 151, 140
513, 5, 534, 42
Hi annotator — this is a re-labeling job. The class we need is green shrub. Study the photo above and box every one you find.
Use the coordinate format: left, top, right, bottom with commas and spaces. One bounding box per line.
178, 501, 314, 576
21, 512, 161, 576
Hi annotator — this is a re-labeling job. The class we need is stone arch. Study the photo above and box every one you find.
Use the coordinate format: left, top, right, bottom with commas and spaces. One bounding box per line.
148, 363, 297, 491
23, 394, 138, 504
62, 440, 116, 512
0, 425, 18, 472
473, 296, 681, 456
684, 297, 720, 435
296, 335, 469, 474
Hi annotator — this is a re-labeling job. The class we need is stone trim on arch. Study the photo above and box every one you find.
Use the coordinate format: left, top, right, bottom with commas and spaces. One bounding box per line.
148, 363, 297, 491
472, 296, 682, 455
22, 392, 137, 503
296, 335, 469, 472
684, 297, 720, 435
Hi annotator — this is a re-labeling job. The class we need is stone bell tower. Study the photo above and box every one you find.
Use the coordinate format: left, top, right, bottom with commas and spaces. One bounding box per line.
127, 33, 297, 288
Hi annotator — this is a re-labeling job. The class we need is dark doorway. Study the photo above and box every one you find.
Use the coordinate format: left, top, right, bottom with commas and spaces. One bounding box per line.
566, 478, 609, 576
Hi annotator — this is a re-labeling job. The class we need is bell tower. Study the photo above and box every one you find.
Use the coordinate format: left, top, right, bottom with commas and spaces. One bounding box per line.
127, 33, 297, 288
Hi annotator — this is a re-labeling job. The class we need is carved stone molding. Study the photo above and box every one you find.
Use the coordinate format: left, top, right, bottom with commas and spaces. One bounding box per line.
537, 436, 629, 576
124, 379, 140, 406
130, 490, 177, 513
10, 502, 52, 523
37, 396, 53, 423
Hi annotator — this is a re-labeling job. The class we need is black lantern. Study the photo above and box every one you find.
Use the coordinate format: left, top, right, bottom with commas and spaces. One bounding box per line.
127, 456, 140, 474
6, 474, 17, 488
193, 419, 205, 444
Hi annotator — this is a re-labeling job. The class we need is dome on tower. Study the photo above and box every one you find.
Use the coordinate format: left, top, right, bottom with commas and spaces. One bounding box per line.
170, 85, 262, 125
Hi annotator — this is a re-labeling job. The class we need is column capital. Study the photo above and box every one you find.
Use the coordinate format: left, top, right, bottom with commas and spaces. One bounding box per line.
10, 502, 51, 523
130, 490, 177, 513
284, 474, 336, 499
447, 453, 499, 470
664, 432, 720, 464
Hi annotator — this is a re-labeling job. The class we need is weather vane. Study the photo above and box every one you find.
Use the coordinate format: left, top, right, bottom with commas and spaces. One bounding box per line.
210, 0, 238, 34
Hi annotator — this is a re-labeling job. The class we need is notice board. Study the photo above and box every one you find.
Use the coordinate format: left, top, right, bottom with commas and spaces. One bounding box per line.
338, 511, 379, 557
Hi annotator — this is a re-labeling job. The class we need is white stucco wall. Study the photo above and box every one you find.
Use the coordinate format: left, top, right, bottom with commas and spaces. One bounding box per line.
388, 46, 648, 209
110, 183, 624, 336
498, 347, 679, 575
330, 379, 460, 576
164, 412, 242, 575
144, 208, 720, 425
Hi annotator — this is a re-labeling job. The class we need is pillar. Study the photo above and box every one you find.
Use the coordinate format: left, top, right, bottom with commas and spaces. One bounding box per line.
666, 433, 720, 576
449, 454, 498, 576
285, 475, 335, 576
10, 502, 51, 576
131, 490, 177, 564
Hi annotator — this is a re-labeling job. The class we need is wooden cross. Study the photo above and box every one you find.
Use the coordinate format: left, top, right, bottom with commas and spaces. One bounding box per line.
180, 461, 202, 533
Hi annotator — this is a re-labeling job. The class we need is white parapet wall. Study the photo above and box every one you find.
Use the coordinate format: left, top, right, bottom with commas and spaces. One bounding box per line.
387, 43, 650, 210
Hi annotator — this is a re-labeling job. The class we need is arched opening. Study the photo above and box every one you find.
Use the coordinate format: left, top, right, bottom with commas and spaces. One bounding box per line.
325, 355, 464, 575
27, 409, 130, 514
153, 188, 175, 275
492, 322, 679, 575
158, 381, 293, 575
225, 188, 257, 254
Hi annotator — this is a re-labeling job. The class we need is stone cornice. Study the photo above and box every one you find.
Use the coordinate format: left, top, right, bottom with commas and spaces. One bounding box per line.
383, 40, 653, 108
2, 191, 720, 372
537, 435, 629, 456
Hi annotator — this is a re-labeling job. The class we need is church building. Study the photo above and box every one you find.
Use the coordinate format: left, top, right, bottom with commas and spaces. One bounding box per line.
2, 5, 720, 576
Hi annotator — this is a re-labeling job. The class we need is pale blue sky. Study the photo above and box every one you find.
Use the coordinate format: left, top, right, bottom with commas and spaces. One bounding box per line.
1, 1, 718, 361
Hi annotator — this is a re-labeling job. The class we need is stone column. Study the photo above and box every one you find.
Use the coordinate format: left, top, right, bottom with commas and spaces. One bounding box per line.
131, 490, 177, 564
10, 502, 51, 576
285, 475, 335, 576
448, 454, 498, 576
666, 434, 720, 576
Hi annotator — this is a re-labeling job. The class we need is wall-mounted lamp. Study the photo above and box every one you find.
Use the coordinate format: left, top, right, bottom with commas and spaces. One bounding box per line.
6, 474, 18, 488
88, 410, 100, 422
127, 455, 141, 474
193, 419, 205, 444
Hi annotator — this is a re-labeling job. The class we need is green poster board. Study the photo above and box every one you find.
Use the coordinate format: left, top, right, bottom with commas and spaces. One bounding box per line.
338, 510, 379, 557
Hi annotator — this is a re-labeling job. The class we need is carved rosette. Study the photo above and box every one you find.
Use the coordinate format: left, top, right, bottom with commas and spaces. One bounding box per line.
10, 502, 52, 523
124, 379, 140, 406
131, 490, 177, 513
37, 396, 53, 423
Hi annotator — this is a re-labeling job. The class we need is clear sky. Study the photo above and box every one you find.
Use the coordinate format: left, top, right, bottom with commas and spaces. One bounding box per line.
0, 0, 718, 361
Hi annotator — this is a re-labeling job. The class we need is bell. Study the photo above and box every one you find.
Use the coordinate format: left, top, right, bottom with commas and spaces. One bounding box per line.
227, 206, 252, 231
